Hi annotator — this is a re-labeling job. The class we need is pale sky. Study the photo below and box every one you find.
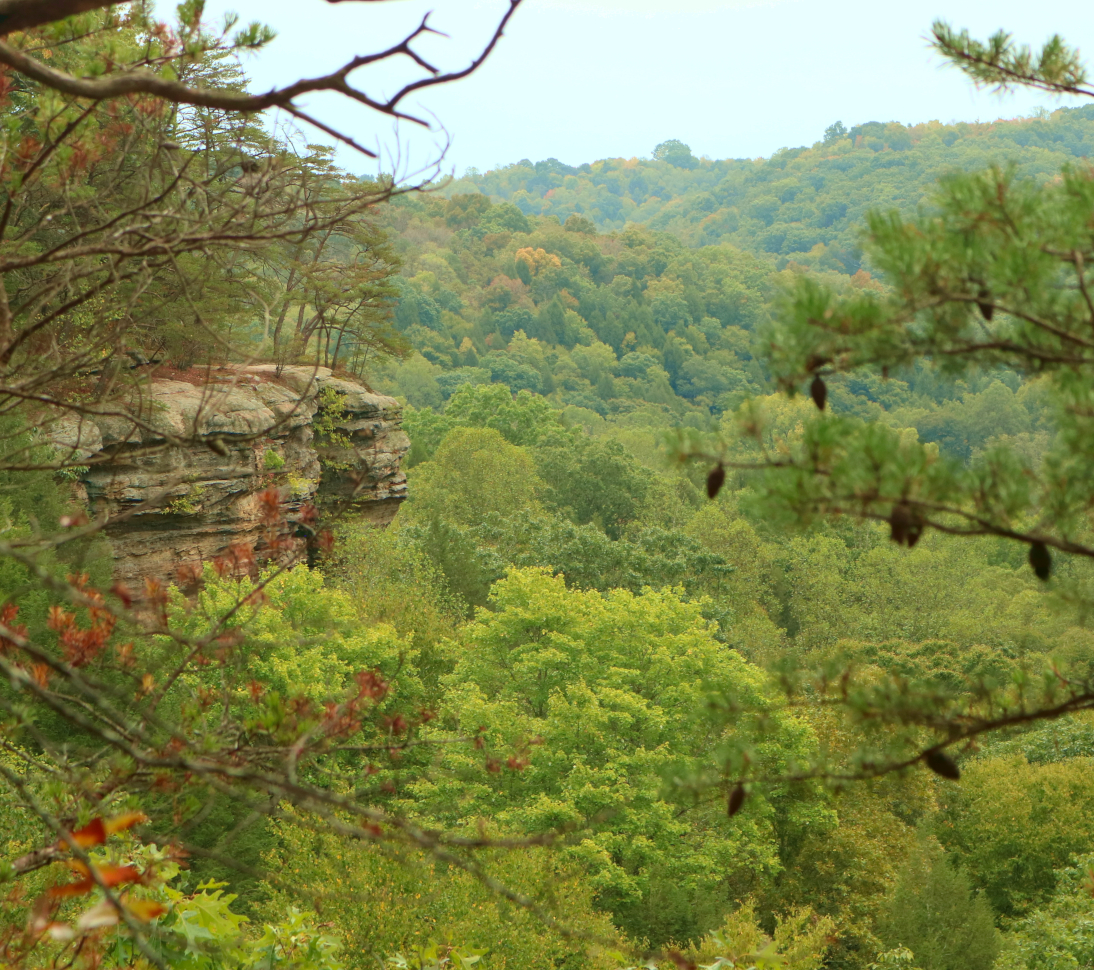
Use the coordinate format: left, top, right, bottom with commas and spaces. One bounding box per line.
190, 0, 1094, 178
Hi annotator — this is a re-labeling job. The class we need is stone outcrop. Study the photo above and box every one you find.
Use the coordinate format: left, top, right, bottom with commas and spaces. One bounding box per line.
51, 365, 408, 588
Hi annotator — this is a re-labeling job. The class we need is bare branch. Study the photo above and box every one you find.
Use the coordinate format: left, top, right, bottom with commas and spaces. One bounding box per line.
0, 0, 525, 155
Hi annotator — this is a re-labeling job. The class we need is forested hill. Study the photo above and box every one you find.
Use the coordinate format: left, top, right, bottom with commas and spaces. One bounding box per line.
444, 106, 1094, 274
373, 180, 1044, 465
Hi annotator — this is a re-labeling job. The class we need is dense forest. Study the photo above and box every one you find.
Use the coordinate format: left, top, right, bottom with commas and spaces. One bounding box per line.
369, 122, 1058, 468
282, 106, 1094, 970
3, 7, 1094, 970
444, 108, 1094, 270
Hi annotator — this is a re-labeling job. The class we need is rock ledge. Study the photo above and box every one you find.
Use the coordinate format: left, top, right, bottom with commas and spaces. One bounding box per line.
52, 366, 408, 587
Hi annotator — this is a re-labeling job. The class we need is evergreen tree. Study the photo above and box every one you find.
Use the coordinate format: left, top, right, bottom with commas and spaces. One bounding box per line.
877, 839, 999, 970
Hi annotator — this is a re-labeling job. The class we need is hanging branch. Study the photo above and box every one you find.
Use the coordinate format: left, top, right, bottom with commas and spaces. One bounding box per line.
0, 0, 526, 157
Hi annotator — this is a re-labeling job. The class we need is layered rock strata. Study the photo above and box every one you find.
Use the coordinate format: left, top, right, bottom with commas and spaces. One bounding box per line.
50, 365, 408, 588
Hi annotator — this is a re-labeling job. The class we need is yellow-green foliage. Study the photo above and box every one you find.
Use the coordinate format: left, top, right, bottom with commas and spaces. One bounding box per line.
287, 473, 318, 499
936, 754, 1094, 919
226, 567, 418, 703
0, 753, 55, 923
775, 529, 1079, 657
686, 899, 836, 970
333, 525, 464, 687
163, 566, 424, 707
261, 810, 622, 970
166, 483, 205, 516
412, 568, 831, 946
759, 710, 929, 965
406, 426, 544, 528
315, 387, 353, 451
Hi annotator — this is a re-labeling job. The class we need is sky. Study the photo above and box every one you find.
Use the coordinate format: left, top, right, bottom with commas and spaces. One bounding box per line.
189, 0, 1094, 178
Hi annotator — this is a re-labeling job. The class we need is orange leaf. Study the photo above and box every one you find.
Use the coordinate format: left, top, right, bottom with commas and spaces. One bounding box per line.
49, 879, 93, 899
95, 865, 141, 888
50, 864, 141, 898
125, 899, 167, 922
67, 818, 106, 849
104, 812, 148, 836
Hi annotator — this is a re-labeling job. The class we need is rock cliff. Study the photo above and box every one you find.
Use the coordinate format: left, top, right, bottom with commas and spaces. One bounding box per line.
51, 365, 408, 588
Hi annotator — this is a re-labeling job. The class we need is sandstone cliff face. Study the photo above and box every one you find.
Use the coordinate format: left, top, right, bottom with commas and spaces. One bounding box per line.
51, 365, 407, 588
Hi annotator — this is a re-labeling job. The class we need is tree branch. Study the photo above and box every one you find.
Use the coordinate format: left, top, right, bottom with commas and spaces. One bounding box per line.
0, 0, 115, 35
0, 0, 525, 156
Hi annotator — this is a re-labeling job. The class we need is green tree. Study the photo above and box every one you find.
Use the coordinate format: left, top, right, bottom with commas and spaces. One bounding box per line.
824, 121, 848, 144
418, 568, 831, 947
876, 838, 998, 970
328, 526, 464, 687
405, 426, 544, 529
261, 816, 621, 970
470, 514, 734, 601
995, 852, 1094, 970
533, 433, 649, 539
398, 515, 507, 613
445, 383, 563, 447
266, 182, 406, 374
652, 139, 698, 170
934, 754, 1094, 918
396, 356, 446, 409
869, 950, 921, 970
